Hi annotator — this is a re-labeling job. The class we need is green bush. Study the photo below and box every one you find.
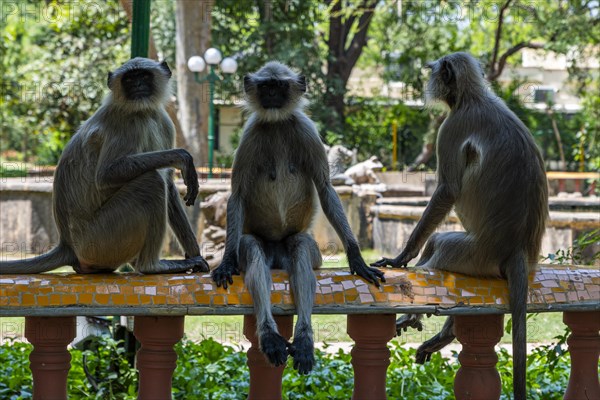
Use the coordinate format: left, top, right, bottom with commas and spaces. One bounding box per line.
0, 333, 579, 400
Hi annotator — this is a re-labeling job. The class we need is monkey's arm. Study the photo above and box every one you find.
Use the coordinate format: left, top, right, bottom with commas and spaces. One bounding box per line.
167, 178, 201, 258
212, 192, 244, 288
372, 183, 456, 268
96, 149, 199, 205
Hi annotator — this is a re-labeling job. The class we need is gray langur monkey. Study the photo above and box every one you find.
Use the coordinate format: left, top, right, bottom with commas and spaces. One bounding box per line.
212, 61, 385, 374
0, 58, 208, 275
372, 52, 548, 400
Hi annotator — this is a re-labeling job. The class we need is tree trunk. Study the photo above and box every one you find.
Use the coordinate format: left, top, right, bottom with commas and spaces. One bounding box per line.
325, 0, 377, 134
175, 0, 213, 165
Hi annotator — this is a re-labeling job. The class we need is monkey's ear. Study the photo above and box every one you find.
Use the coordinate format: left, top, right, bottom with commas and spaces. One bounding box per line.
297, 75, 307, 93
243, 75, 252, 93
107, 72, 114, 89
160, 60, 172, 78
440, 59, 455, 85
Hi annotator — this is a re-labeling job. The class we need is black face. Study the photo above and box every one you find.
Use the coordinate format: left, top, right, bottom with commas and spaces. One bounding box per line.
121, 69, 155, 100
256, 79, 289, 109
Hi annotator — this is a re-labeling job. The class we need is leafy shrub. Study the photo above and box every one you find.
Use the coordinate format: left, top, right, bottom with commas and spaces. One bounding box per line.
0, 333, 578, 400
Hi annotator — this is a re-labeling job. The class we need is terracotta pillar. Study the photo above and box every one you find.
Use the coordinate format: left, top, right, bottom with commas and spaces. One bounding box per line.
563, 311, 600, 400
134, 316, 184, 400
244, 314, 293, 400
347, 314, 396, 400
454, 314, 503, 400
25, 316, 76, 400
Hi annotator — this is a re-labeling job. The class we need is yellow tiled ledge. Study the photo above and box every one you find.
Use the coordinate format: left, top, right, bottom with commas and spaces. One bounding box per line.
0, 265, 598, 317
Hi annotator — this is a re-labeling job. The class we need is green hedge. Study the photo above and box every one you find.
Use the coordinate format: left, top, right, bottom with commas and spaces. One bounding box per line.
0, 332, 575, 400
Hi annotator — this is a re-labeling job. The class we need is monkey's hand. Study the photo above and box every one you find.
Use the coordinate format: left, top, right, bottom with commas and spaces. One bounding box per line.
176, 149, 199, 206
371, 248, 417, 269
212, 258, 239, 290
349, 258, 386, 287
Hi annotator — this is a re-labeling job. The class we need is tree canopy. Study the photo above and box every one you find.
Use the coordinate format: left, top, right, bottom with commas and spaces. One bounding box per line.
1, 0, 598, 171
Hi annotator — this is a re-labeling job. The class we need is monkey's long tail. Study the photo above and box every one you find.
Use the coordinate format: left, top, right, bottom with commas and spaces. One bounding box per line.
0, 243, 78, 274
505, 251, 528, 400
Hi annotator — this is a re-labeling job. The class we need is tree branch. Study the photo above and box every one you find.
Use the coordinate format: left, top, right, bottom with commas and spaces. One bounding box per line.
489, 0, 513, 78
488, 41, 544, 81
343, 0, 377, 82
327, 0, 343, 60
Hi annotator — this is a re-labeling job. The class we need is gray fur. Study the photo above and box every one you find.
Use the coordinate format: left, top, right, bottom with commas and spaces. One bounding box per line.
0, 58, 208, 275
373, 52, 548, 400
212, 62, 384, 374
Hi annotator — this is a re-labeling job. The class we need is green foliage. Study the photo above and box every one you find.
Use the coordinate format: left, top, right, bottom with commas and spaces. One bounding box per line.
0, 0, 130, 164
0, 340, 32, 399
0, 160, 27, 178
341, 99, 429, 167
172, 338, 249, 399
545, 228, 600, 265
70, 336, 138, 399
0, 334, 579, 400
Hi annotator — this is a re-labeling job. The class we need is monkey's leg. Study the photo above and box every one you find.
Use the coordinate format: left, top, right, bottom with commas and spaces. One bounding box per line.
415, 316, 455, 364
422, 232, 501, 278
167, 179, 202, 258
412, 232, 494, 363
285, 233, 322, 374
122, 172, 205, 274
240, 235, 289, 367
72, 171, 164, 271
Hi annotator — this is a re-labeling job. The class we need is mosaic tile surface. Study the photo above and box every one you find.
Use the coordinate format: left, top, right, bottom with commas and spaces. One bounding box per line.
0, 265, 598, 316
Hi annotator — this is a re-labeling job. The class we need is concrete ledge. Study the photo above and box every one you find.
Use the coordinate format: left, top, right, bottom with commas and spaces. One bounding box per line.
1, 265, 598, 317
372, 204, 600, 229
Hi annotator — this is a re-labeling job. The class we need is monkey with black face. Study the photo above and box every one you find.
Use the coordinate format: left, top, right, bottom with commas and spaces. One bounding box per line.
212, 62, 385, 374
372, 52, 548, 400
0, 58, 208, 275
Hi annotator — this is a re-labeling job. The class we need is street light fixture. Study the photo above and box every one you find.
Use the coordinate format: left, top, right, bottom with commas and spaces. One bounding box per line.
188, 48, 238, 178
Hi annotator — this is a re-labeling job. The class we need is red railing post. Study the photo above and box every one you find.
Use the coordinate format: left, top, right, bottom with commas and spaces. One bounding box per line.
244, 314, 293, 400
563, 311, 600, 400
134, 316, 184, 400
454, 314, 503, 400
347, 314, 396, 400
25, 316, 76, 400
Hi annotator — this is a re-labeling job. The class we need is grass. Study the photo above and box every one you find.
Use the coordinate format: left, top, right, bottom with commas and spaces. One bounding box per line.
1, 313, 567, 345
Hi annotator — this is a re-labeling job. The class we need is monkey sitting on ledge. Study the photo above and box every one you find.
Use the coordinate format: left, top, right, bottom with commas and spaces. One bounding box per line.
372, 52, 548, 400
0, 58, 208, 275
212, 61, 385, 374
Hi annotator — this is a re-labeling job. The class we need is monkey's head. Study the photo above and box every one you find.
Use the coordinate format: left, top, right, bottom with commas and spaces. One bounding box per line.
243, 61, 307, 122
106, 58, 172, 111
424, 52, 487, 109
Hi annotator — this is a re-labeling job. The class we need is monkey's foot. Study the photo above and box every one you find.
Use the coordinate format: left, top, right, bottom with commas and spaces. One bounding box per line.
289, 335, 315, 375
415, 331, 456, 364
371, 248, 417, 269
259, 331, 290, 367
183, 256, 209, 273
146, 257, 208, 274
372, 257, 398, 268
396, 314, 424, 336
211, 260, 239, 289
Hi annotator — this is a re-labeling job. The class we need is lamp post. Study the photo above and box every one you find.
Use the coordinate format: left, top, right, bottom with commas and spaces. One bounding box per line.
188, 49, 237, 178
